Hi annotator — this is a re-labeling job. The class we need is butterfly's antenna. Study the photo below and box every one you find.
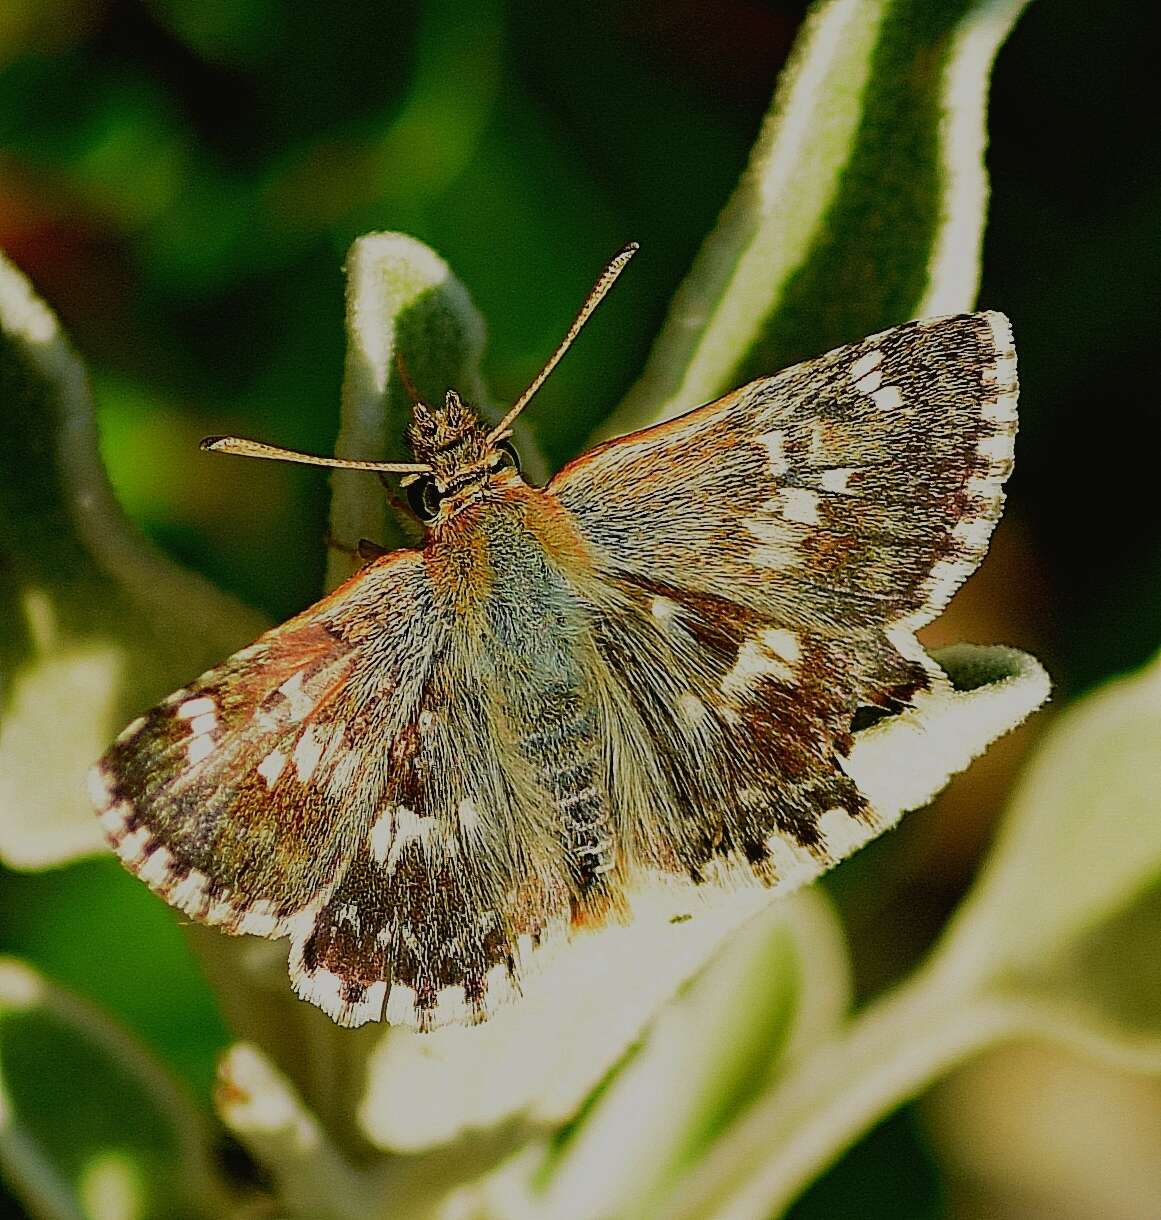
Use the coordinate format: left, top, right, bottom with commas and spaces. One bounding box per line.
486, 241, 639, 444
200, 436, 432, 475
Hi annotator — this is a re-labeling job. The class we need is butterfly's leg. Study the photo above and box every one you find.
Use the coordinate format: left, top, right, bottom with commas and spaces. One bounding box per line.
322, 531, 390, 562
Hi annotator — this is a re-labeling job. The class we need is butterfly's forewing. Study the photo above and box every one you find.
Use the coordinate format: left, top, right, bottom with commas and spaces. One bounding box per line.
551, 312, 1017, 879
89, 554, 439, 934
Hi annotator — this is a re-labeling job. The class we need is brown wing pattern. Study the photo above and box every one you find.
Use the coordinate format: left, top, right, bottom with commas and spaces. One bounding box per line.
89, 553, 437, 941
553, 313, 1017, 880
91, 514, 599, 1029
554, 313, 1016, 699
287, 605, 581, 1028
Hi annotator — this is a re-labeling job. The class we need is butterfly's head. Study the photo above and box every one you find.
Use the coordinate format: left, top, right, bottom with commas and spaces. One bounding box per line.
402, 389, 522, 521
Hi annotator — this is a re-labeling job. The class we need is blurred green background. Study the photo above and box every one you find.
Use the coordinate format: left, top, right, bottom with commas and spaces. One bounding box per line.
1, 1, 1158, 1216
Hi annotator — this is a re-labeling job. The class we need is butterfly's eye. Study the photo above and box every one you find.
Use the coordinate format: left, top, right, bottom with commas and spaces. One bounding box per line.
406, 476, 442, 522
491, 439, 521, 474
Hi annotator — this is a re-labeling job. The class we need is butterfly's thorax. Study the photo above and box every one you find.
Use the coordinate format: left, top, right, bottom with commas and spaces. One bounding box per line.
425, 476, 596, 599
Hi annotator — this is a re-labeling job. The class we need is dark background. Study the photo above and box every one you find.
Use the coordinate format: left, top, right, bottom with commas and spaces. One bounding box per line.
1, 1, 1158, 1215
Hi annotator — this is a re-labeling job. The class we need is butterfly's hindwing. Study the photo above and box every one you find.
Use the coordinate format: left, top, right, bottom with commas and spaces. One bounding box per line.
287, 622, 580, 1027
577, 576, 872, 888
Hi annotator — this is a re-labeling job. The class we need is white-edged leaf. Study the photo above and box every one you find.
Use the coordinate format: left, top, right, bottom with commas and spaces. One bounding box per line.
328, 233, 488, 588
655, 651, 1161, 1220
532, 892, 849, 1220
0, 251, 266, 870
933, 650, 1161, 991
215, 1042, 380, 1220
601, 0, 1033, 439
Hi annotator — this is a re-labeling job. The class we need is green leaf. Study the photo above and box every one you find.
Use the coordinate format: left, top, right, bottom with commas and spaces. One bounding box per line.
603, 0, 1033, 438
925, 650, 1161, 1073
328, 230, 551, 590
0, 958, 233, 1220
0, 252, 267, 870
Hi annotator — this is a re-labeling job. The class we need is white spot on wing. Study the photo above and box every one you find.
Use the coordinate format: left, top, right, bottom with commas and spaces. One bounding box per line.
966, 474, 997, 499
855, 367, 883, 395
779, 487, 820, 525
743, 516, 799, 570
86, 766, 114, 810
369, 804, 435, 874
116, 826, 152, 866
205, 897, 236, 924
236, 900, 280, 937
189, 712, 217, 737
99, 801, 131, 838
186, 735, 214, 765
871, 385, 903, 410
759, 430, 789, 475
978, 430, 1014, 463
177, 697, 215, 719
292, 725, 324, 781
819, 467, 857, 494
760, 627, 801, 664
115, 716, 147, 745
952, 515, 994, 550
278, 671, 316, 722
369, 808, 395, 863
457, 797, 482, 838
385, 982, 418, 1026
722, 639, 793, 696
137, 846, 174, 886
257, 749, 287, 788
388, 806, 434, 870
848, 349, 883, 381
290, 954, 388, 1029
169, 869, 210, 915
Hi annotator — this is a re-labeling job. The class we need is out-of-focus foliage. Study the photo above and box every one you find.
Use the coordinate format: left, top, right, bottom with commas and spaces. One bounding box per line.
1, 0, 1158, 1216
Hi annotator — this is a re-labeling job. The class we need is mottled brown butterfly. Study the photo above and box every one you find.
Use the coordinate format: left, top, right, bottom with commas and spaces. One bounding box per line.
88, 243, 1018, 1029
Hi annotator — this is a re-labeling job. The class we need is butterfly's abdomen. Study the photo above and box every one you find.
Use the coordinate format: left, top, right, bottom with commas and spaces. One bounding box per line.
427, 493, 622, 919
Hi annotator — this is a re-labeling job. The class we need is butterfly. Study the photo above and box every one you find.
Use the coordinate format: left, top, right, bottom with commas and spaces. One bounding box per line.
88, 243, 1018, 1029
